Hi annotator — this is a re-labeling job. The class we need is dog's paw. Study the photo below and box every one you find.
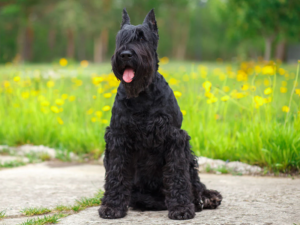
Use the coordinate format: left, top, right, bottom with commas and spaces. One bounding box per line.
98, 205, 126, 219
201, 189, 222, 209
168, 204, 195, 220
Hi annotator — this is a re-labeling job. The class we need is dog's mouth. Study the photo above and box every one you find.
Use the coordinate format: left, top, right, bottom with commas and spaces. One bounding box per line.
122, 67, 135, 83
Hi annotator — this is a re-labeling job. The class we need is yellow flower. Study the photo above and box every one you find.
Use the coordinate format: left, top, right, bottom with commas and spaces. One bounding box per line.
221, 96, 230, 102
254, 66, 261, 73
14, 76, 21, 82
263, 79, 270, 86
97, 87, 104, 93
3, 81, 10, 88
202, 81, 212, 92
281, 81, 287, 86
91, 117, 97, 122
111, 89, 117, 93
174, 91, 182, 98
95, 111, 103, 117
40, 107, 49, 114
280, 87, 287, 93
102, 105, 111, 112
55, 99, 64, 106
254, 96, 264, 107
87, 108, 93, 115
104, 93, 112, 98
41, 100, 50, 107
262, 66, 274, 75
75, 80, 82, 86
57, 117, 64, 125
51, 106, 60, 113
47, 80, 55, 88
59, 58, 68, 66
223, 86, 230, 92
295, 89, 300, 95
169, 78, 179, 85
160, 57, 169, 64
264, 97, 272, 103
69, 96, 76, 102
181, 110, 186, 116
250, 86, 256, 92
264, 87, 272, 95
102, 119, 109, 124
61, 94, 68, 100
278, 68, 285, 75
93, 95, 97, 99
282, 106, 289, 113
207, 97, 217, 104
241, 84, 249, 91
21, 92, 29, 99
92, 77, 104, 85
80, 60, 89, 68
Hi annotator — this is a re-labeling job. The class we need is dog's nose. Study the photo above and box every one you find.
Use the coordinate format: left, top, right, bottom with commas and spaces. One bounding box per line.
120, 50, 133, 60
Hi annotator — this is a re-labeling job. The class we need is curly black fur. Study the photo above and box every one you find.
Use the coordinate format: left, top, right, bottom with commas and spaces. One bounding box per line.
98, 8, 222, 220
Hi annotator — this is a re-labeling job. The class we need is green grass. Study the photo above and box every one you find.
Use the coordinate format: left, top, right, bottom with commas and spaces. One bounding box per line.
0, 160, 26, 168
20, 207, 51, 216
0, 61, 300, 172
25, 152, 51, 163
0, 210, 6, 219
20, 213, 66, 225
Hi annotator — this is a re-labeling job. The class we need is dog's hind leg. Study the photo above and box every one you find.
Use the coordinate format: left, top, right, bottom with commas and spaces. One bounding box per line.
188, 145, 222, 210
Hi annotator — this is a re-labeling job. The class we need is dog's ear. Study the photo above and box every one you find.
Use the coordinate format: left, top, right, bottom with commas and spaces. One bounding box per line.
143, 9, 158, 36
121, 8, 130, 29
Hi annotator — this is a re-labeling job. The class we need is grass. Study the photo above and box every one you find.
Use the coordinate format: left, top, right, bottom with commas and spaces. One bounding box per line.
0, 160, 26, 168
0, 210, 5, 219
21, 207, 52, 216
20, 213, 66, 225
0, 60, 300, 172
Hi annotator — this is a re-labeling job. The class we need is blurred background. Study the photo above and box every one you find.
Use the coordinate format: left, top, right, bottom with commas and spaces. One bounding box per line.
1, 0, 300, 64
0, 0, 300, 173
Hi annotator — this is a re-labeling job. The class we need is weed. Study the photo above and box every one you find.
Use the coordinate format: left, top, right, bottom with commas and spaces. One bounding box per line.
21, 207, 51, 216
20, 213, 67, 225
0, 160, 26, 168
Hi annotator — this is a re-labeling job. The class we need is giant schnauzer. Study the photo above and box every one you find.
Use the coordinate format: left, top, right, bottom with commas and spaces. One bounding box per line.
98, 8, 222, 220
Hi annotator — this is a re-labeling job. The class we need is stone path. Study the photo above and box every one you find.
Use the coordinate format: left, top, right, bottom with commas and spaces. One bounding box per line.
0, 162, 299, 225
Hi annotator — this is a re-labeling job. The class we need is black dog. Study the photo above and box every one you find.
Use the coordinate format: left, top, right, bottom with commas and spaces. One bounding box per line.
98, 9, 222, 220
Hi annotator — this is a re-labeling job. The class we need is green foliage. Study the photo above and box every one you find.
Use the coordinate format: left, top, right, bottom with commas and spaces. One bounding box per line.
0, 160, 26, 168
0, 210, 6, 219
20, 213, 66, 225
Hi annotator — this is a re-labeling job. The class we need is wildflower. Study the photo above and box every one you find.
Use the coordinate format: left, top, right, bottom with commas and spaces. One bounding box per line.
59, 58, 68, 66
278, 68, 285, 75
236, 70, 248, 82
92, 77, 104, 85
3, 81, 10, 88
111, 89, 117, 94
69, 96, 76, 102
250, 86, 256, 92
51, 106, 60, 113
80, 60, 89, 68
264, 87, 272, 95
282, 106, 289, 113
97, 87, 104, 94
202, 81, 212, 92
262, 66, 274, 75
241, 84, 249, 91
174, 91, 182, 98
55, 99, 64, 106
254, 66, 261, 74
207, 97, 217, 104
102, 119, 109, 124
169, 78, 179, 85
61, 94, 68, 100
91, 117, 97, 122
102, 105, 111, 111
104, 93, 112, 98
223, 86, 230, 92
95, 111, 102, 117
160, 57, 169, 64
93, 95, 97, 99
87, 108, 93, 115
280, 87, 287, 93
181, 110, 186, 116
57, 117, 64, 125
295, 89, 300, 95
75, 80, 83, 86
14, 76, 21, 82
21, 92, 29, 99
47, 80, 55, 88
41, 101, 50, 107
264, 97, 272, 103
281, 81, 287, 86
221, 96, 230, 102
254, 96, 264, 108
263, 79, 270, 86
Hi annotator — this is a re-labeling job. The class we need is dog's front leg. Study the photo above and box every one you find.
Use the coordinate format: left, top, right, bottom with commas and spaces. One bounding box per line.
99, 130, 133, 219
163, 128, 195, 220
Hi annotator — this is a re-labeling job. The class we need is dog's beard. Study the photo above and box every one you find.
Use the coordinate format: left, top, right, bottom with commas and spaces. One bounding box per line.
112, 46, 155, 98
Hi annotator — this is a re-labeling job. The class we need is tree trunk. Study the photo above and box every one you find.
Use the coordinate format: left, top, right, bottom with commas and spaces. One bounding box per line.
48, 29, 56, 50
66, 29, 75, 59
275, 40, 286, 62
24, 26, 34, 61
264, 36, 273, 62
16, 27, 25, 63
94, 29, 108, 63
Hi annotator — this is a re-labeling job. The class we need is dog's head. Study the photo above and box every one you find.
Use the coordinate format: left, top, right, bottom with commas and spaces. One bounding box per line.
111, 9, 159, 98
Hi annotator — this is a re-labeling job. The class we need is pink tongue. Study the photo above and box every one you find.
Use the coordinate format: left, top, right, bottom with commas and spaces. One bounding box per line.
123, 68, 134, 83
